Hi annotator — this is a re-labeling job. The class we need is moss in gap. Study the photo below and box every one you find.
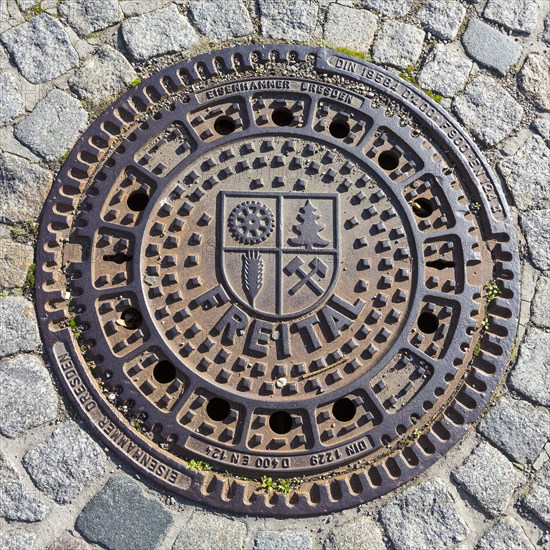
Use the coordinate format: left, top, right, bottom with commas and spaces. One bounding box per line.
399, 69, 442, 103
10, 221, 39, 245
188, 459, 213, 471
129, 77, 142, 88
23, 263, 36, 297
69, 317, 81, 339
260, 475, 299, 493
334, 46, 372, 61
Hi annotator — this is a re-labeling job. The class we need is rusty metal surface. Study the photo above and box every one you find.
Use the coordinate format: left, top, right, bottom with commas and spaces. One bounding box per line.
35, 45, 520, 516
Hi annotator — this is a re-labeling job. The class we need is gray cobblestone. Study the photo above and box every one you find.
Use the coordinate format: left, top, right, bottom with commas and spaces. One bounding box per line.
372, 20, 425, 70
519, 53, 550, 111
323, 4, 378, 52
0, 529, 36, 550
521, 210, 550, 271
48, 532, 90, 550
0, 73, 23, 128
23, 422, 107, 504
259, 0, 318, 41
524, 463, 549, 526
120, 0, 173, 17
172, 512, 246, 549
498, 134, 550, 211
0, 353, 57, 437
509, 326, 550, 406
0, 238, 34, 288
416, 0, 466, 41
462, 19, 522, 75
475, 517, 535, 550
452, 442, 526, 516
380, 478, 468, 550
76, 476, 173, 550
58, 0, 123, 38
417, 44, 472, 97
190, 0, 253, 41
14, 89, 88, 162
0, 14, 79, 84
16, 0, 38, 10
0, 152, 52, 225
0, 450, 50, 522
254, 531, 313, 550
543, 12, 550, 44
453, 76, 523, 146
533, 117, 550, 141
121, 5, 197, 62
479, 396, 550, 464
0, 297, 40, 357
483, 0, 543, 34
531, 275, 550, 328
322, 515, 385, 550
69, 45, 138, 104
359, 0, 412, 18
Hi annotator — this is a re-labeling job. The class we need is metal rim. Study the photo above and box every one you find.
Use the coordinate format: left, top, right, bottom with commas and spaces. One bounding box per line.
35, 44, 520, 516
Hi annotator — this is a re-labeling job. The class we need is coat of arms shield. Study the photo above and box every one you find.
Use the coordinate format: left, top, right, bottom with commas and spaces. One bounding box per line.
218, 192, 340, 320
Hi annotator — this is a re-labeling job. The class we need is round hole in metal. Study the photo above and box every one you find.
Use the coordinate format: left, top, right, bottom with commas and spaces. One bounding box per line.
332, 398, 356, 422
214, 116, 236, 135
411, 198, 433, 218
127, 191, 149, 211
272, 107, 294, 127
153, 361, 176, 384
120, 307, 142, 330
377, 150, 400, 170
418, 312, 439, 334
329, 119, 350, 139
206, 397, 231, 421
269, 411, 293, 434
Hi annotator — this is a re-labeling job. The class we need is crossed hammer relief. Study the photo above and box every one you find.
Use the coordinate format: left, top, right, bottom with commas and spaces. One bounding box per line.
284, 256, 328, 296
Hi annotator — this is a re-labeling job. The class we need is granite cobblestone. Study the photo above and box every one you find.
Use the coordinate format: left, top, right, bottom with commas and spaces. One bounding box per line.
462, 19, 522, 75
372, 20, 425, 69
0, 353, 57, 437
0, 13, 79, 84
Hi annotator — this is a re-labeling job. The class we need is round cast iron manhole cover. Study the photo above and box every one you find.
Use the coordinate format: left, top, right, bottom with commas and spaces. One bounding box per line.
36, 45, 520, 516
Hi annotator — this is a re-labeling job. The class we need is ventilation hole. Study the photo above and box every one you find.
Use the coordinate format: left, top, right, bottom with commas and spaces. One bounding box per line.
418, 311, 439, 334
127, 191, 149, 212
269, 411, 293, 434
272, 107, 294, 126
206, 397, 231, 421
103, 253, 132, 264
120, 308, 142, 330
214, 116, 236, 135
426, 259, 455, 270
412, 198, 434, 218
332, 398, 356, 422
153, 361, 176, 384
377, 150, 400, 170
329, 119, 350, 139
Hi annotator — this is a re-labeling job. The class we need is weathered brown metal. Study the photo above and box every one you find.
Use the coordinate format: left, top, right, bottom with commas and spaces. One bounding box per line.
35, 45, 520, 516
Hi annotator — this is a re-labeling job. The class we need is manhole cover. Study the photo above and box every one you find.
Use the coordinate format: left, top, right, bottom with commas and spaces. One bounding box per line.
36, 45, 520, 516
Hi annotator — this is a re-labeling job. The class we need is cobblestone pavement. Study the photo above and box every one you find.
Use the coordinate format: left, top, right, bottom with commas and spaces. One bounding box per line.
0, 1, 549, 549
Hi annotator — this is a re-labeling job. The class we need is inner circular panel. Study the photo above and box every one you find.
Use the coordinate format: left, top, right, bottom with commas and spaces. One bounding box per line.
35, 45, 519, 517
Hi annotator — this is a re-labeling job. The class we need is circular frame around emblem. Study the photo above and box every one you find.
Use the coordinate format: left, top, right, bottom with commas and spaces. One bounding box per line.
35, 45, 520, 516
